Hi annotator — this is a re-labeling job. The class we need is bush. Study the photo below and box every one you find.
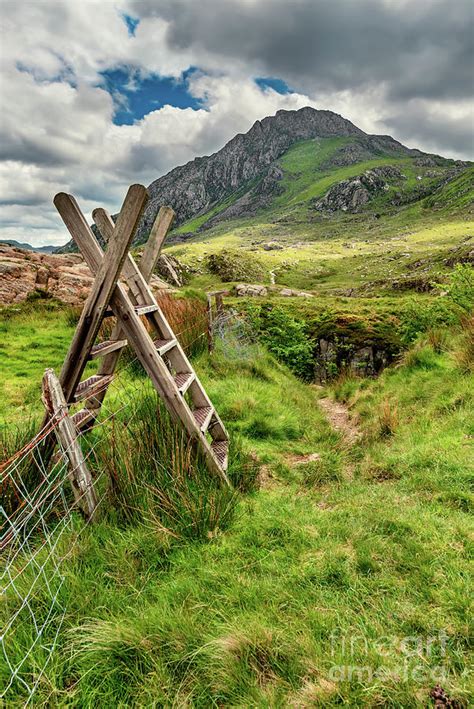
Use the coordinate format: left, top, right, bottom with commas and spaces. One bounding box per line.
399, 298, 460, 346
442, 263, 474, 312
248, 305, 314, 380
206, 249, 265, 283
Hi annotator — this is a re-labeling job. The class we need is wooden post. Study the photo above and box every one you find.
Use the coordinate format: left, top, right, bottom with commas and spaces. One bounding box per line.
139, 206, 175, 282
42, 368, 98, 519
215, 292, 224, 316
206, 294, 214, 354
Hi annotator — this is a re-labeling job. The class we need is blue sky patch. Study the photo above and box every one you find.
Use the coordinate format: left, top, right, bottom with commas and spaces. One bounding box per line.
121, 13, 140, 37
99, 67, 203, 125
255, 77, 293, 94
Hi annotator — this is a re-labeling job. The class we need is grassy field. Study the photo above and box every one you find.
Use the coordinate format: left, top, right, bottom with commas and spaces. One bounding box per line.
1, 303, 473, 706
1, 135, 473, 706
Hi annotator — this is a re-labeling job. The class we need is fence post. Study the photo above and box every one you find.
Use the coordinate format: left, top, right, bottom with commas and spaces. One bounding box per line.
206, 293, 214, 353
41, 368, 98, 519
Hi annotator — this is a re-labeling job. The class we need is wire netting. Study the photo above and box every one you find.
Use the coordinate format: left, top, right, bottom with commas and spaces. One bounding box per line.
0, 301, 252, 703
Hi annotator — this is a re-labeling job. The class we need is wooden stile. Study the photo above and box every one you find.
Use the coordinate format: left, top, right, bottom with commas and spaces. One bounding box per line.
39, 184, 231, 506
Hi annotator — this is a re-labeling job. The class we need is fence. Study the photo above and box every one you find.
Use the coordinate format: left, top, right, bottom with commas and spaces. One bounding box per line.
0, 298, 254, 703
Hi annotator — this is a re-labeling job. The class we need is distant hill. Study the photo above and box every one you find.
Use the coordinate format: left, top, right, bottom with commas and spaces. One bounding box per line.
1, 239, 58, 253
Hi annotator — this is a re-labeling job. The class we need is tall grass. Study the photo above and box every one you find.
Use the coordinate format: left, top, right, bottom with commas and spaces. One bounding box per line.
89, 388, 258, 539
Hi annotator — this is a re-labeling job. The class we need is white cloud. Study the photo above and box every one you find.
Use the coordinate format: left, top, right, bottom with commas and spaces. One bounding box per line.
0, 0, 472, 246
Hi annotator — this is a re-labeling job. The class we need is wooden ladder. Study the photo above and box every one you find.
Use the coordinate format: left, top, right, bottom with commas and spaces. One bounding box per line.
47, 184, 230, 488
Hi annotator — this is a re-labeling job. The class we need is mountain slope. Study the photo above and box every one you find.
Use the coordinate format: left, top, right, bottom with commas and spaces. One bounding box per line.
1, 239, 57, 253
57, 106, 471, 254
139, 107, 421, 241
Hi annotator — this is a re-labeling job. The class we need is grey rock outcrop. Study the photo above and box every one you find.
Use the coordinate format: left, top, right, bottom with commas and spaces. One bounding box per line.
314, 166, 403, 213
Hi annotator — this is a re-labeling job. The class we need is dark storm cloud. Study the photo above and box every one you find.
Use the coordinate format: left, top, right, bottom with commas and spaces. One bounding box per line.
386, 104, 474, 158
130, 0, 474, 102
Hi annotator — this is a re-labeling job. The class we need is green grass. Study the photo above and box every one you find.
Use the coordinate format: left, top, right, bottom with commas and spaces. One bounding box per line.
1, 135, 473, 705
1, 327, 472, 706
0, 300, 76, 419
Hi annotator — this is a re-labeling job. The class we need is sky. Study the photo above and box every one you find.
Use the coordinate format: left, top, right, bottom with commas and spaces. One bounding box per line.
0, 0, 473, 247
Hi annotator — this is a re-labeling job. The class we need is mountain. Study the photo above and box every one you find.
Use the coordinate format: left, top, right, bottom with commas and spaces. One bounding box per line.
138, 107, 423, 241
1, 239, 57, 253
57, 106, 471, 253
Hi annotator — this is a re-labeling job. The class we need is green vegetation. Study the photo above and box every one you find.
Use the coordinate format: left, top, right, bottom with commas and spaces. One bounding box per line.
0, 299, 77, 419
2, 133, 473, 706
2, 320, 472, 706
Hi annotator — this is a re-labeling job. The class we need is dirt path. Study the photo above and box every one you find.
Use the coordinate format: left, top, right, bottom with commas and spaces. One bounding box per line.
318, 397, 361, 445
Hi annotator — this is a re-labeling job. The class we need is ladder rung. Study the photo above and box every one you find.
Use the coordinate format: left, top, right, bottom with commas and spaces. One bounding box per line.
193, 406, 213, 431
154, 338, 177, 355
89, 339, 127, 359
174, 371, 195, 394
71, 408, 95, 429
74, 375, 113, 402
135, 304, 158, 316
211, 440, 229, 470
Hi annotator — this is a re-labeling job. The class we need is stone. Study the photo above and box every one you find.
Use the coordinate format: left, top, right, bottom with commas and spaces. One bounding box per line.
262, 241, 283, 251
279, 288, 314, 297
235, 283, 268, 297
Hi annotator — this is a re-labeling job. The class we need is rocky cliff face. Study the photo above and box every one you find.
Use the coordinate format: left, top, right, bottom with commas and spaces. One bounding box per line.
123, 107, 422, 244
57, 105, 424, 253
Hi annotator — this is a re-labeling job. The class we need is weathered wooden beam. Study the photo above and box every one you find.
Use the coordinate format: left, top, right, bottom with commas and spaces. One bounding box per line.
139, 205, 175, 282
54, 185, 148, 402
41, 368, 98, 519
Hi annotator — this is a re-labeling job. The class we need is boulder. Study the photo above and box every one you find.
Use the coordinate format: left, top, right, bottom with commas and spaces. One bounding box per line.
279, 288, 314, 297
262, 241, 283, 251
235, 283, 268, 297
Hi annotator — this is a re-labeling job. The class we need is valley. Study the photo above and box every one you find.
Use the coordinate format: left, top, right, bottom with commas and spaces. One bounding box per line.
1, 107, 473, 707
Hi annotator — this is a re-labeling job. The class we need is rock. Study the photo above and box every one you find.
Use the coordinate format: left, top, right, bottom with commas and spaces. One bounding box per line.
35, 266, 49, 286
262, 241, 283, 251
235, 284, 268, 297
154, 254, 186, 287
314, 166, 403, 213
279, 288, 314, 297
0, 244, 91, 305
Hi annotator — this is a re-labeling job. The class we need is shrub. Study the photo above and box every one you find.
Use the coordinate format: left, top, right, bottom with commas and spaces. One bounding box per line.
92, 390, 257, 539
399, 298, 460, 346
157, 292, 208, 357
426, 327, 448, 353
377, 398, 399, 437
248, 305, 314, 380
442, 263, 474, 312
206, 249, 265, 282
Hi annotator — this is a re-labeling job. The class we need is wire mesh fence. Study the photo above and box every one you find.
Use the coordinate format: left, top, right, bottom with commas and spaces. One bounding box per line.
0, 301, 253, 703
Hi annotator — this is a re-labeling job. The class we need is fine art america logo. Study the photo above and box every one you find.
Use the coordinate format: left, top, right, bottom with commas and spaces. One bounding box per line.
328, 629, 448, 684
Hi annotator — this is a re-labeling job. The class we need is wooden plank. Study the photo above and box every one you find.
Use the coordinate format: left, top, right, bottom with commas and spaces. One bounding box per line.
54, 185, 148, 402
89, 339, 127, 360
139, 205, 175, 282
42, 368, 98, 519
